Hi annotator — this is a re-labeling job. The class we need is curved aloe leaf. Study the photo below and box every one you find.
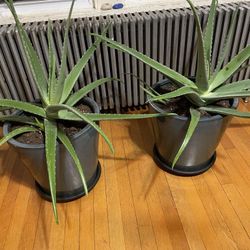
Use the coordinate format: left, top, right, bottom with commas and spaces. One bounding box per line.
46, 110, 176, 121
172, 108, 200, 168
56, 0, 76, 102
214, 79, 250, 93
47, 20, 57, 103
0, 115, 38, 126
199, 106, 250, 118
4, 0, 48, 105
0, 126, 38, 146
46, 104, 114, 153
213, 5, 239, 77
0, 99, 45, 117
187, 0, 208, 91
209, 44, 250, 91
44, 119, 58, 223
203, 79, 250, 100
150, 86, 199, 102
57, 129, 88, 195
203, 91, 250, 101
203, 0, 218, 75
65, 78, 115, 106
92, 34, 197, 90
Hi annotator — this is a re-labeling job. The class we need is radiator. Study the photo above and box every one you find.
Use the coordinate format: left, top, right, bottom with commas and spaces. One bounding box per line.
0, 2, 249, 113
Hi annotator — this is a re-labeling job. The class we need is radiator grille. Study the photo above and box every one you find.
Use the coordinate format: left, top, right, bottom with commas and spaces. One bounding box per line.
0, 2, 249, 112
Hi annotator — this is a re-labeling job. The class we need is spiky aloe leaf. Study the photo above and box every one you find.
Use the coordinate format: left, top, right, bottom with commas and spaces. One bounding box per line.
209, 45, 250, 91
149, 86, 199, 102
46, 104, 114, 153
0, 99, 46, 117
0, 126, 38, 146
202, 79, 250, 100
56, 0, 76, 102
0, 115, 38, 126
65, 78, 115, 106
44, 119, 58, 223
199, 106, 250, 118
186, 0, 208, 91
57, 129, 88, 194
212, 5, 239, 77
47, 20, 57, 103
4, 0, 48, 105
172, 108, 200, 167
46, 110, 176, 121
214, 79, 250, 93
92, 34, 197, 90
203, 0, 218, 76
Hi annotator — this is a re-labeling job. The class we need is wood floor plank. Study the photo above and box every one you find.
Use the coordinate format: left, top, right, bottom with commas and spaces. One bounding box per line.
17, 185, 42, 250
135, 120, 174, 250
32, 201, 54, 250
64, 200, 81, 250
48, 203, 66, 250
204, 170, 250, 249
93, 126, 110, 250
111, 120, 142, 250
167, 175, 206, 250
80, 191, 95, 250
223, 184, 250, 237
101, 121, 126, 250
0, 160, 24, 250
3, 168, 32, 250
218, 145, 250, 210
122, 120, 158, 250
193, 174, 238, 250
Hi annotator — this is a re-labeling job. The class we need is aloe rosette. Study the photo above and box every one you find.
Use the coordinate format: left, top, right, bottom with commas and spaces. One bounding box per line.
92, 0, 250, 167
0, 0, 173, 222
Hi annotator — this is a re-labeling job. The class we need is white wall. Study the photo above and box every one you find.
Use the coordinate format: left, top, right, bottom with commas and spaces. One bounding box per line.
0, 0, 243, 25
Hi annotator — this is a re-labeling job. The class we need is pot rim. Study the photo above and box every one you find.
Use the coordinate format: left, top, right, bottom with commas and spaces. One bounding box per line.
2, 97, 100, 149
148, 78, 239, 122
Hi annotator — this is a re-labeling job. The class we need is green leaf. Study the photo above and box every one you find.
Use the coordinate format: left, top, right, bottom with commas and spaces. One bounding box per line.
213, 5, 239, 77
214, 79, 250, 93
0, 115, 38, 126
0, 99, 46, 117
199, 106, 250, 118
47, 20, 57, 103
150, 86, 199, 102
172, 108, 200, 167
203, 0, 218, 75
57, 129, 88, 195
209, 45, 250, 91
202, 80, 250, 100
4, 0, 49, 105
186, 0, 208, 91
65, 78, 115, 106
46, 106, 176, 121
60, 27, 110, 104
0, 126, 38, 146
92, 34, 197, 90
46, 104, 114, 153
44, 119, 58, 223
56, 0, 76, 102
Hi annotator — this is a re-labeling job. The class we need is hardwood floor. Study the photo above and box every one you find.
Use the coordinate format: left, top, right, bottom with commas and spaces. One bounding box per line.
0, 102, 250, 250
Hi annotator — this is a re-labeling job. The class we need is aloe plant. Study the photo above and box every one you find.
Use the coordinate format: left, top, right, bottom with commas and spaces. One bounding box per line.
0, 0, 173, 223
92, 0, 250, 167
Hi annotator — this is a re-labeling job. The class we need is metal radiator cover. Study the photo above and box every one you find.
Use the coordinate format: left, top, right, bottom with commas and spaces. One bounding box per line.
0, 2, 249, 112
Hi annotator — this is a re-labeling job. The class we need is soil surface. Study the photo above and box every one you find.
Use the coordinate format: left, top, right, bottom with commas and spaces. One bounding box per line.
153, 83, 231, 117
11, 103, 93, 145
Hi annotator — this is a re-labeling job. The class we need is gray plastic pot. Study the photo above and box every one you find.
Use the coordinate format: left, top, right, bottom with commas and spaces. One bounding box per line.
3, 97, 101, 202
148, 79, 238, 176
